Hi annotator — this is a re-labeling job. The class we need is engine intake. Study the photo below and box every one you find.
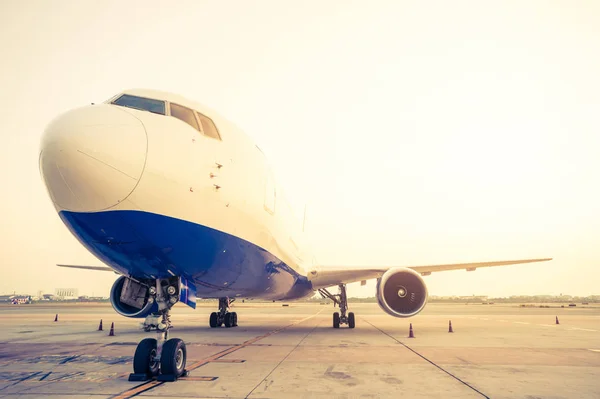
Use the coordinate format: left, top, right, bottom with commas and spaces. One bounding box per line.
110, 276, 156, 318
376, 268, 428, 317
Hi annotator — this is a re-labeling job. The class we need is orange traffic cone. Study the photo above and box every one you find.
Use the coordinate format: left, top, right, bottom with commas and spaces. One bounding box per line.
555, 316, 560, 325
54, 314, 58, 322
408, 323, 415, 338
109, 322, 115, 336
98, 319, 103, 331
448, 320, 454, 333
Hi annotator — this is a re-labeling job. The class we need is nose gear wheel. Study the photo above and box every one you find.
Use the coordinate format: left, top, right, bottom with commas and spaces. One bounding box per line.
130, 278, 188, 382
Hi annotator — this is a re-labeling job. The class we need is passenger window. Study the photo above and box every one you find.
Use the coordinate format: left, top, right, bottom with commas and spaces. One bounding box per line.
197, 112, 221, 140
170, 103, 200, 132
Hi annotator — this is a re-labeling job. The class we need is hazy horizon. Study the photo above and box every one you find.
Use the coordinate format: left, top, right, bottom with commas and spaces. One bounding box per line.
1, 1, 599, 298
1, 287, 597, 299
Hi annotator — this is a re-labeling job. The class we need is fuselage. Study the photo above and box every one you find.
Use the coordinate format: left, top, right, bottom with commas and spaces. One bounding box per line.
39, 89, 315, 301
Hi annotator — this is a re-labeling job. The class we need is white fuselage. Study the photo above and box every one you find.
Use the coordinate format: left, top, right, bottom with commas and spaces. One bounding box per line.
40, 89, 315, 300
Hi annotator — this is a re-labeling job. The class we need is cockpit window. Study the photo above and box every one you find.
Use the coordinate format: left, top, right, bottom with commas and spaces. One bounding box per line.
112, 94, 165, 115
196, 112, 221, 140
170, 103, 200, 132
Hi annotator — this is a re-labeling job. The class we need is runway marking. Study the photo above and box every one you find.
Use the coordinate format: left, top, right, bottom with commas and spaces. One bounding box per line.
181, 376, 218, 381
589, 349, 600, 352
186, 311, 321, 372
244, 315, 321, 398
485, 319, 597, 332
0, 371, 131, 386
211, 358, 246, 363
112, 309, 323, 399
363, 319, 490, 399
112, 380, 163, 398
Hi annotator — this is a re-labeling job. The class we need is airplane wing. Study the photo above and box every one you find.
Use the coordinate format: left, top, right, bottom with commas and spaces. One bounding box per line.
57, 264, 118, 273
307, 258, 552, 289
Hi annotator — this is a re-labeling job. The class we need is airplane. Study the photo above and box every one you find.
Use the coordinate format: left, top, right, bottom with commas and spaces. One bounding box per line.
39, 88, 551, 380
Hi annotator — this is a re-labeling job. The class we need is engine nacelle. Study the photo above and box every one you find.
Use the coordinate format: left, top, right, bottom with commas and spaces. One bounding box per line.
110, 276, 157, 318
376, 268, 428, 318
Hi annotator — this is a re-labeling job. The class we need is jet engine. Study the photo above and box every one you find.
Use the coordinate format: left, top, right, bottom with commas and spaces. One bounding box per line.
376, 268, 428, 317
110, 276, 156, 318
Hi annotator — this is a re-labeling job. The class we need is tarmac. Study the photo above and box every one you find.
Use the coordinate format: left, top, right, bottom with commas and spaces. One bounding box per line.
0, 301, 598, 398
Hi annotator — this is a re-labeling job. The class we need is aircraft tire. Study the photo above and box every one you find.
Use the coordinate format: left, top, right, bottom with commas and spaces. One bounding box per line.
333, 312, 340, 328
160, 338, 187, 377
133, 338, 159, 376
348, 312, 355, 329
224, 312, 233, 328
209, 312, 218, 328
232, 312, 238, 327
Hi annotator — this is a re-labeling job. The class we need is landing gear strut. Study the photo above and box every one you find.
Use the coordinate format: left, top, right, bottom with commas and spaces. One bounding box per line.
209, 297, 238, 328
130, 278, 187, 382
319, 284, 355, 329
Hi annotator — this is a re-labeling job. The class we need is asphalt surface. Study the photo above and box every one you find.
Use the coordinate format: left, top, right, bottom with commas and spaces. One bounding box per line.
0, 302, 598, 398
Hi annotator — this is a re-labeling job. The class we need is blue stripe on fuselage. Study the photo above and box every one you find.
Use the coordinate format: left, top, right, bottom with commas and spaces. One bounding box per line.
59, 210, 313, 300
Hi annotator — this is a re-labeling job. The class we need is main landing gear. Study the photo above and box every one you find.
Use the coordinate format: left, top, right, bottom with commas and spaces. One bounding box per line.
319, 284, 355, 329
209, 297, 238, 328
130, 278, 187, 382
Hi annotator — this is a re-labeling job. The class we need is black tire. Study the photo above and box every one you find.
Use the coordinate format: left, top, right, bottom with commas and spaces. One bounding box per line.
133, 338, 159, 376
348, 312, 355, 329
232, 312, 238, 327
333, 312, 340, 328
160, 338, 187, 377
209, 312, 218, 328
224, 312, 233, 328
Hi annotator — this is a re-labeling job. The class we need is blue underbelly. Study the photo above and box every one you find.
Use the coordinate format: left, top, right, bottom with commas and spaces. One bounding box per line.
59, 210, 312, 299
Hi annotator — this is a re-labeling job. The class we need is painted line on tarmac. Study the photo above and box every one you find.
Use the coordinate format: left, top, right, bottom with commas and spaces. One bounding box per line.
589, 349, 600, 352
363, 319, 490, 399
567, 327, 598, 332
112, 380, 162, 398
498, 321, 598, 332
111, 309, 323, 399
181, 376, 218, 381
211, 358, 246, 363
244, 313, 322, 398
185, 310, 323, 372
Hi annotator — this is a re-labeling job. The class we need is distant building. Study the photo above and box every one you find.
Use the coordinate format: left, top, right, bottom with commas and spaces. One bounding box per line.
88, 296, 109, 301
458, 295, 488, 302
55, 288, 79, 300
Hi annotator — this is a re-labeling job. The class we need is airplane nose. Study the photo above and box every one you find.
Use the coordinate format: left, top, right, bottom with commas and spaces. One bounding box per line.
39, 104, 147, 212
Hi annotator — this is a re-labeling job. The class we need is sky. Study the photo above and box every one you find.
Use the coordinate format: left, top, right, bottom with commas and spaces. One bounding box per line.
0, 0, 599, 298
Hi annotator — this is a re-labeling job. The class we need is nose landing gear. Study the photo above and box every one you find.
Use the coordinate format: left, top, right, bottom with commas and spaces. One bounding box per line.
319, 284, 355, 329
130, 279, 188, 382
